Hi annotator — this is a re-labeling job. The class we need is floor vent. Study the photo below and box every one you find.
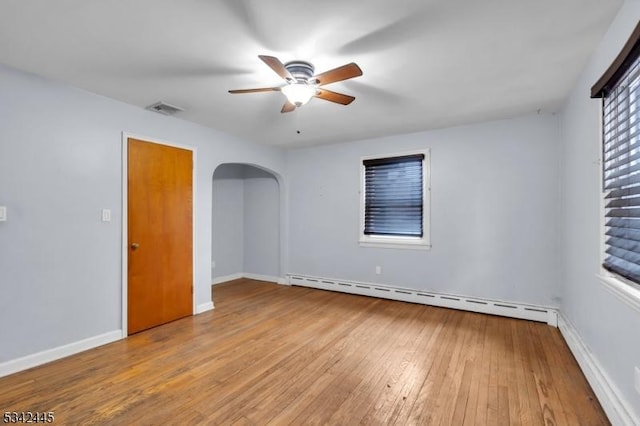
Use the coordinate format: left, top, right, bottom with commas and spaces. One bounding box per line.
287, 274, 558, 326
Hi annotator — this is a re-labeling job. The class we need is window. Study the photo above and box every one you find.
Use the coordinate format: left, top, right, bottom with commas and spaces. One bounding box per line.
593, 22, 640, 285
360, 151, 430, 249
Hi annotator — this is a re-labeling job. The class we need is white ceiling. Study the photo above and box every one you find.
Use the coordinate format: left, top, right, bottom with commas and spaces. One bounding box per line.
0, 0, 623, 147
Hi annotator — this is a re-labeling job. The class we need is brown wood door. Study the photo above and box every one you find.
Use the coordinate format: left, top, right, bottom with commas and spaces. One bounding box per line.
127, 138, 193, 334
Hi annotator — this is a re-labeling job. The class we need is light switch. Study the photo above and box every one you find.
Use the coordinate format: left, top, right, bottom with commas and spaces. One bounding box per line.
0, 206, 6, 221
101, 209, 111, 222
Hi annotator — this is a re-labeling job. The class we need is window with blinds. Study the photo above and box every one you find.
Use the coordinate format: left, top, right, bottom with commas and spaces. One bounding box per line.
361, 153, 427, 242
593, 23, 640, 284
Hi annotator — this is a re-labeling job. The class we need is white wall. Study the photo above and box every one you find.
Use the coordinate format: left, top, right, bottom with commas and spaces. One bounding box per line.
559, 0, 640, 419
0, 64, 285, 364
286, 114, 561, 306
212, 164, 245, 279
243, 167, 280, 277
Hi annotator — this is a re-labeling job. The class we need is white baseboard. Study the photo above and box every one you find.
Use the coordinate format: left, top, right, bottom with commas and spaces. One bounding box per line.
243, 273, 282, 284
212, 273, 287, 286
195, 301, 214, 314
1, 298, 217, 378
288, 274, 558, 326
0, 330, 122, 378
277, 277, 289, 285
558, 314, 638, 426
212, 273, 244, 285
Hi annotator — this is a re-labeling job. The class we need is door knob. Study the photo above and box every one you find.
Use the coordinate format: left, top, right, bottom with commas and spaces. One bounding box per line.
131, 243, 140, 250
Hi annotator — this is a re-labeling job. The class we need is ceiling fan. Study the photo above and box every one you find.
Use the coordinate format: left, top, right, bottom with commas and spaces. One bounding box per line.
229, 55, 363, 113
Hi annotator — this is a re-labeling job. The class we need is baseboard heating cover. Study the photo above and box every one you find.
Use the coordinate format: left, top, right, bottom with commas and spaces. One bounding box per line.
287, 274, 558, 326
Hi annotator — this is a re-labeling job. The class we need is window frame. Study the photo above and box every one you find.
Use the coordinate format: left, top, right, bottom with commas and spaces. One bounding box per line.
598, 98, 640, 312
593, 21, 640, 310
359, 149, 431, 250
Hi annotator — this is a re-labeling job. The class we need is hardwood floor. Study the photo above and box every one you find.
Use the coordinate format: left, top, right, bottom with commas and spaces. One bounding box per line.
0, 279, 608, 425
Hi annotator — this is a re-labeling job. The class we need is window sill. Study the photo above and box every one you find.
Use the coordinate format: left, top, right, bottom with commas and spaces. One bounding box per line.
359, 238, 431, 251
597, 273, 640, 314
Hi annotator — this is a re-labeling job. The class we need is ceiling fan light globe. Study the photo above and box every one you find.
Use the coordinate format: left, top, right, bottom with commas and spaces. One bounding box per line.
282, 83, 315, 107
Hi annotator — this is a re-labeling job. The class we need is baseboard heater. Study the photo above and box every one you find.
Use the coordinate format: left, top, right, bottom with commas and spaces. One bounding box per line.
287, 274, 558, 326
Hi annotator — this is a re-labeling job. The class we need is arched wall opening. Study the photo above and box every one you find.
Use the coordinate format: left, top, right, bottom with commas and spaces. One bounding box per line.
211, 163, 281, 285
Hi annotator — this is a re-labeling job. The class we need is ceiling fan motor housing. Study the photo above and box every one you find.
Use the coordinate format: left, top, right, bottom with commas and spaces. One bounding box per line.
284, 60, 315, 83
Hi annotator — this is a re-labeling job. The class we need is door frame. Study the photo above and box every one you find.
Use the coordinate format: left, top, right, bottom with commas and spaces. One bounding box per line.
121, 132, 197, 338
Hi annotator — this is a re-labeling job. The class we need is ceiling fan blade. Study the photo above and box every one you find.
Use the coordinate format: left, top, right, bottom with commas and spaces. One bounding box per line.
313, 63, 363, 86
228, 87, 280, 94
281, 101, 296, 113
314, 88, 355, 105
258, 55, 293, 81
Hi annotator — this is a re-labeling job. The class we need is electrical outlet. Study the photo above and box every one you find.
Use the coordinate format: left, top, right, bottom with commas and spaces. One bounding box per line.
101, 209, 111, 222
635, 366, 640, 395
0, 206, 6, 222
375, 266, 382, 275
211, 260, 216, 269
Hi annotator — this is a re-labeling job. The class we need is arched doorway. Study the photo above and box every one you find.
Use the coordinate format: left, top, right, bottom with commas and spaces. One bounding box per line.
211, 163, 281, 285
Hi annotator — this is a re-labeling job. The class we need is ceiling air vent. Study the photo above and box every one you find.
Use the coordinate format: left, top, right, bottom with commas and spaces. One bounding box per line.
145, 101, 184, 116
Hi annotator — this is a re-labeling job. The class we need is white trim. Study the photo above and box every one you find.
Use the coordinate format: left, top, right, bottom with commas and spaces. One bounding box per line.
288, 274, 557, 325
558, 314, 638, 426
277, 277, 290, 285
121, 133, 198, 337
121, 135, 128, 337
359, 241, 432, 250
0, 330, 122, 378
212, 273, 288, 286
359, 149, 431, 250
195, 301, 214, 314
192, 146, 198, 319
212, 273, 244, 285
597, 274, 640, 314
243, 273, 282, 283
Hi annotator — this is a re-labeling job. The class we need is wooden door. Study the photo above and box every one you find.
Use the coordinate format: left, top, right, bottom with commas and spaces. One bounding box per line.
127, 138, 193, 334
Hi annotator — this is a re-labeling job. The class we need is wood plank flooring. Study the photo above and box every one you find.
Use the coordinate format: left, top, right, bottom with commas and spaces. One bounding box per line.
0, 279, 608, 425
